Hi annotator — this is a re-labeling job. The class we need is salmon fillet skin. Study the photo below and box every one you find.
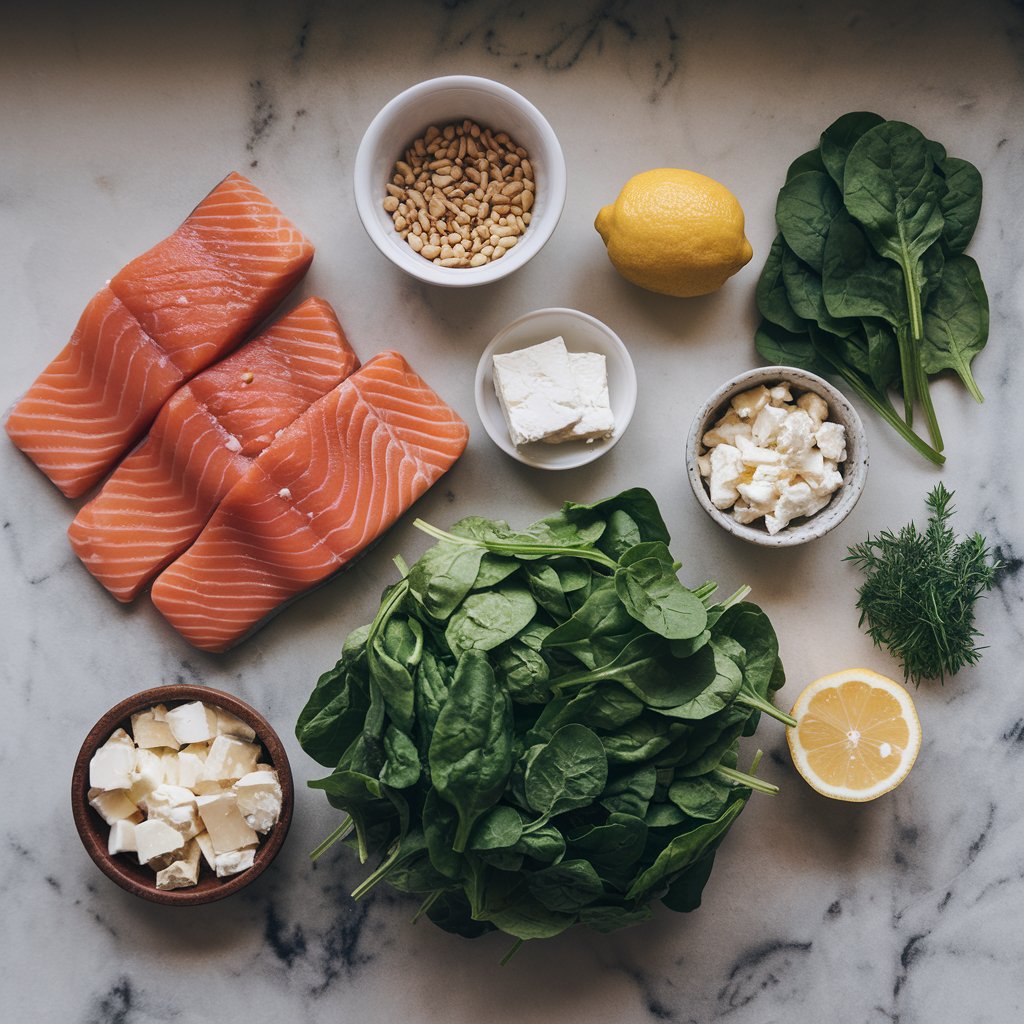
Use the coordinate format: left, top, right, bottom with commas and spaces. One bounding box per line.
5, 172, 314, 498
150, 350, 469, 652
68, 297, 358, 602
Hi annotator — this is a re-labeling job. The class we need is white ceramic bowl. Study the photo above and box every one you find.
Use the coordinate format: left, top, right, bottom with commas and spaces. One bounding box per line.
475, 308, 637, 470
354, 76, 566, 287
686, 366, 868, 547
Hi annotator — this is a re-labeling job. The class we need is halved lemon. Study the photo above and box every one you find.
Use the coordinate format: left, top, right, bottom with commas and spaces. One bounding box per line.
786, 668, 922, 802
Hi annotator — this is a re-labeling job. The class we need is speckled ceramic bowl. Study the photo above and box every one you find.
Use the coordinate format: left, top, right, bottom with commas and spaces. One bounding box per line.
686, 366, 868, 548
72, 684, 293, 906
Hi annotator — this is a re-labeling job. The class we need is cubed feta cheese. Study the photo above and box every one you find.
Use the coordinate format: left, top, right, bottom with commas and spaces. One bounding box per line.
165, 702, 218, 745
135, 818, 186, 866
175, 751, 206, 790
195, 830, 217, 871
130, 705, 179, 749
787, 448, 826, 485
144, 784, 200, 840
492, 337, 581, 446
195, 792, 258, 854
708, 444, 745, 510
737, 479, 777, 508
108, 819, 138, 856
156, 840, 201, 891
89, 728, 136, 791
814, 421, 847, 461
730, 385, 770, 419
768, 383, 793, 405
214, 846, 257, 878
215, 709, 256, 743
233, 770, 283, 833
128, 748, 164, 804
88, 787, 139, 825
203, 736, 260, 783
736, 433, 781, 467
542, 352, 615, 443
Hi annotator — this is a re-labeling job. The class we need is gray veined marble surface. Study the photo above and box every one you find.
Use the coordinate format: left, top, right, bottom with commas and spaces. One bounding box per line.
2, 1, 1023, 1021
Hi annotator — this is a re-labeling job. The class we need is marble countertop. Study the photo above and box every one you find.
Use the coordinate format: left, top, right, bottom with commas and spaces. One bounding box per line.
3, 2, 1022, 1021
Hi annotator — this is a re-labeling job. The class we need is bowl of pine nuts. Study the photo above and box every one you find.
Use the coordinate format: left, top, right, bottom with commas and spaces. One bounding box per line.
354, 75, 567, 287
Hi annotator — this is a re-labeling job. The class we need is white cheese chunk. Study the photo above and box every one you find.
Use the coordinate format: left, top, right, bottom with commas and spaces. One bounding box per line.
165, 702, 218, 745
233, 771, 283, 833
107, 819, 138, 856
203, 736, 260, 782
88, 787, 139, 825
775, 410, 815, 454
708, 444, 745, 509
135, 818, 186, 866
492, 336, 581, 446
145, 784, 201, 840
156, 840, 201, 891
814, 421, 847, 462
195, 830, 217, 872
731, 385, 770, 419
128, 748, 164, 804
196, 792, 259, 854
214, 846, 257, 878
542, 352, 614, 443
768, 384, 793, 405
130, 706, 179, 750
215, 708, 256, 742
702, 410, 750, 448
797, 390, 829, 427
174, 751, 206, 790
89, 728, 136, 791
750, 404, 788, 447
735, 433, 781, 467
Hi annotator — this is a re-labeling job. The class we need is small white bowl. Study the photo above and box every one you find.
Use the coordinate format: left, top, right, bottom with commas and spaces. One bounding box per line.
354, 76, 566, 288
686, 366, 868, 547
475, 308, 637, 470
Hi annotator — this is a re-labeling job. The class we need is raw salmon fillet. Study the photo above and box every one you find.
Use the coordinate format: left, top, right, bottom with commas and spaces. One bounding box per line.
68, 297, 358, 602
6, 172, 314, 498
150, 350, 469, 652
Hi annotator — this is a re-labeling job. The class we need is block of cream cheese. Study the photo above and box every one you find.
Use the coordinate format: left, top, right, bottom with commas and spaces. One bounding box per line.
492, 336, 581, 446
543, 352, 614, 443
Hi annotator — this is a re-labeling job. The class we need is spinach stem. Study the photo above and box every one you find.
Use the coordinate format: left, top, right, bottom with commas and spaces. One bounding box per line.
714, 764, 779, 795
310, 818, 355, 862
412, 889, 443, 924
716, 585, 751, 611
500, 938, 525, 966
735, 690, 798, 728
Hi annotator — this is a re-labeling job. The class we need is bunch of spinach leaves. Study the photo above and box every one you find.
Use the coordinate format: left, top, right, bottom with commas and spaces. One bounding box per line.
755, 111, 987, 466
297, 488, 793, 956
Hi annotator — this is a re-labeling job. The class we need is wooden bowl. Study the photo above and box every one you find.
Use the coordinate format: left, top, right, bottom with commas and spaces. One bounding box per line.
72, 684, 293, 905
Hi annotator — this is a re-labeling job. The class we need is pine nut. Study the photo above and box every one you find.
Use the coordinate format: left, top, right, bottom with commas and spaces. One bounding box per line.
384, 119, 535, 269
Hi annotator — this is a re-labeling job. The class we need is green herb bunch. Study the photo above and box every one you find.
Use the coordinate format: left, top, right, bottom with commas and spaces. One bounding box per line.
296, 489, 793, 956
846, 483, 1001, 685
755, 111, 988, 465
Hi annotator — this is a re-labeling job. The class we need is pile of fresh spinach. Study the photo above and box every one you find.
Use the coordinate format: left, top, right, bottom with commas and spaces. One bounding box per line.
755, 111, 988, 465
296, 489, 793, 957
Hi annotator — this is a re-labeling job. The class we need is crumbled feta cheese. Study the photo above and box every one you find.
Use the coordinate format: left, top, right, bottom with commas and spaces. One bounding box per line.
731, 385, 770, 419
814, 421, 847, 461
750, 404, 788, 447
735, 433, 781, 467
165, 702, 218, 745
797, 391, 829, 427
233, 770, 283, 833
775, 410, 815, 454
89, 728, 136, 791
768, 383, 793, 405
737, 479, 777, 508
131, 705, 179, 749
214, 847, 257, 878
703, 410, 750, 447
708, 444, 745, 509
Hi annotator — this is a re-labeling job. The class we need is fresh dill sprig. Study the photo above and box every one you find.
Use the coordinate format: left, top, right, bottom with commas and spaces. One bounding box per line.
845, 483, 1002, 685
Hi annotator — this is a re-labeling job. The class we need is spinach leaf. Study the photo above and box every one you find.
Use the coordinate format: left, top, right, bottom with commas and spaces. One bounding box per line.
562, 488, 670, 545
920, 253, 988, 403
782, 244, 857, 337
542, 580, 643, 670
819, 110, 885, 188
614, 554, 708, 641
668, 772, 733, 821
756, 235, 806, 334
445, 586, 537, 659
380, 724, 421, 789
470, 805, 524, 851
754, 319, 828, 375
580, 902, 653, 932
937, 156, 982, 254
600, 765, 657, 817
776, 170, 842, 272
599, 510, 643, 560
296, 661, 370, 768
471, 553, 520, 590
528, 859, 604, 913
493, 621, 555, 704
512, 824, 566, 864
651, 643, 742, 721
408, 539, 484, 620
660, 851, 717, 912
786, 147, 827, 182
428, 651, 514, 851
524, 724, 608, 828
525, 563, 572, 620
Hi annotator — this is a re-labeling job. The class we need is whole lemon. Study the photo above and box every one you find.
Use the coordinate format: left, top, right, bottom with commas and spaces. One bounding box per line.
595, 168, 753, 298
